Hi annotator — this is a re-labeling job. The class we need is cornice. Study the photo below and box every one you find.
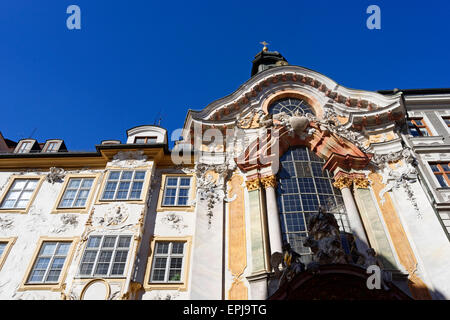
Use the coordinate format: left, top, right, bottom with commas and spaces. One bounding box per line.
182, 66, 405, 141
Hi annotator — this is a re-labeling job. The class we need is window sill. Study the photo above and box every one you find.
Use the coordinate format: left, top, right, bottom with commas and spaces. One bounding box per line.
143, 282, 187, 292
51, 207, 90, 214
18, 283, 64, 292
0, 208, 29, 214
157, 205, 195, 212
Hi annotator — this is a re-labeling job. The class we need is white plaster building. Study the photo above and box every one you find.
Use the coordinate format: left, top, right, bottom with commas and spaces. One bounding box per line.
0, 47, 449, 300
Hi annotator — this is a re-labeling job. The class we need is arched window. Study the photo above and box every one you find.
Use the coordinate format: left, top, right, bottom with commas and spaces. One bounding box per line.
269, 98, 313, 116
276, 147, 353, 263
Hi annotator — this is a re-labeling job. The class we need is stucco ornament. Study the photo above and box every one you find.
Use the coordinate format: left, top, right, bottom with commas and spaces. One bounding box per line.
196, 162, 236, 228
98, 204, 129, 227
272, 111, 316, 140
378, 148, 422, 218
304, 206, 349, 265
0, 216, 14, 230
111, 150, 148, 168
46, 167, 65, 184
270, 243, 305, 289
52, 214, 79, 234
161, 213, 188, 233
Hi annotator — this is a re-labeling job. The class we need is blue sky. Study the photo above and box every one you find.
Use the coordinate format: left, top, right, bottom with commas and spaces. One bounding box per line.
1, 0, 449, 150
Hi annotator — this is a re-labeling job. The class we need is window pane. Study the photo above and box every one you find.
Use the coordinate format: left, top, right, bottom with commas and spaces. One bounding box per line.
81, 179, 93, 188
121, 171, 133, 180
87, 236, 101, 248
68, 179, 81, 188
109, 172, 121, 180
436, 174, 448, 187
171, 242, 184, 254
180, 178, 190, 186
156, 242, 169, 254
167, 178, 178, 186
0, 243, 6, 257
56, 243, 71, 255
134, 171, 146, 180
40, 243, 57, 256
102, 236, 116, 248
118, 236, 131, 248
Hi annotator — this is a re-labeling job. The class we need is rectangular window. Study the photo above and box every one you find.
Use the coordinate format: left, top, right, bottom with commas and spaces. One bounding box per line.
134, 137, 158, 144
408, 118, 431, 137
17, 142, 31, 153
101, 171, 146, 201
0, 179, 39, 209
58, 178, 94, 208
430, 163, 450, 188
79, 235, 132, 277
150, 241, 185, 283
162, 177, 191, 206
27, 241, 71, 284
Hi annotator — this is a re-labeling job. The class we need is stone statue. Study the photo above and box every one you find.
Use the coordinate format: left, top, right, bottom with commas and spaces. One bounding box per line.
304, 206, 348, 265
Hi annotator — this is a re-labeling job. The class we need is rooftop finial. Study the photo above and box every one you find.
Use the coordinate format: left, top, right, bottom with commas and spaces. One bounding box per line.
260, 41, 269, 52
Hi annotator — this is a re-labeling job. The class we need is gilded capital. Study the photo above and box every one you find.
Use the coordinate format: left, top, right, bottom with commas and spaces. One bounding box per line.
333, 176, 353, 190
260, 175, 277, 189
245, 178, 261, 191
353, 177, 370, 189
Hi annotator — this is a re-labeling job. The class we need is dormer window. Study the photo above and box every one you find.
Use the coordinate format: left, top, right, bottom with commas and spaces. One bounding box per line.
42, 140, 66, 153
135, 137, 158, 144
17, 142, 31, 153
45, 142, 58, 152
14, 139, 38, 154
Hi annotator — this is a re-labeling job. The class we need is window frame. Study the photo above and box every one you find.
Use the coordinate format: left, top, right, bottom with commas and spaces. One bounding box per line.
52, 174, 99, 214
0, 237, 17, 271
97, 168, 151, 204
143, 236, 192, 292
430, 162, 450, 188
19, 237, 78, 292
43, 141, 60, 153
157, 173, 195, 212
0, 176, 44, 214
77, 234, 133, 279
134, 136, 158, 144
407, 118, 432, 137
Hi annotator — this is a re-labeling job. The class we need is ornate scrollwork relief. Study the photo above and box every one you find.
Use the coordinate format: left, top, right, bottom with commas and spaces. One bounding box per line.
377, 148, 422, 218
161, 213, 188, 233
0, 216, 14, 230
111, 150, 148, 168
195, 162, 236, 228
51, 214, 79, 234
46, 167, 65, 184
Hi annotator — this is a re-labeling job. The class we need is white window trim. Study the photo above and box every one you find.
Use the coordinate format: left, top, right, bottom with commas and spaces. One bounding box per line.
27, 241, 71, 284
150, 241, 186, 283
100, 170, 146, 201
0, 179, 39, 209
77, 235, 132, 278
162, 176, 191, 207
58, 177, 95, 209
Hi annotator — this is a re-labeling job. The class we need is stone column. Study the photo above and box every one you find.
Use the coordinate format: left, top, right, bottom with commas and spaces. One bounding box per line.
333, 175, 370, 257
260, 175, 283, 254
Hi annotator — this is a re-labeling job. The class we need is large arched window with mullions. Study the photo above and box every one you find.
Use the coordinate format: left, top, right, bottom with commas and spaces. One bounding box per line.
276, 147, 354, 263
269, 98, 314, 116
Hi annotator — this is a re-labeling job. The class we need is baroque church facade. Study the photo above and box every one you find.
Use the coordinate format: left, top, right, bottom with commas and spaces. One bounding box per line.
0, 46, 450, 300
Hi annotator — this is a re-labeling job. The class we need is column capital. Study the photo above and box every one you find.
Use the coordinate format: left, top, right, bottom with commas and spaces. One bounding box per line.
260, 175, 277, 189
245, 178, 261, 191
353, 177, 370, 189
333, 176, 353, 190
